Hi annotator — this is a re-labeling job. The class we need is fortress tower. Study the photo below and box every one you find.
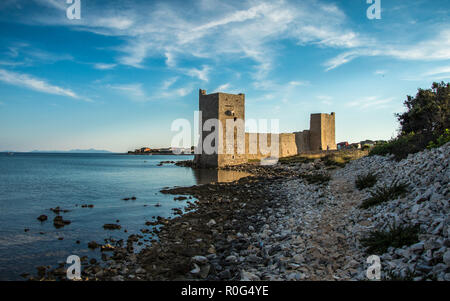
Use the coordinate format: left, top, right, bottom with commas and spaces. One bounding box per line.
309, 113, 337, 151
194, 89, 247, 168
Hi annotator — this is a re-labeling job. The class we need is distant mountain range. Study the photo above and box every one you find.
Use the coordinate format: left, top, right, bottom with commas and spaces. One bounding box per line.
0, 148, 113, 153
31, 149, 113, 153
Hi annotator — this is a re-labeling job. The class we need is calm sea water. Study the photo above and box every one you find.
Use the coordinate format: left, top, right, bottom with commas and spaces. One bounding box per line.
0, 153, 249, 280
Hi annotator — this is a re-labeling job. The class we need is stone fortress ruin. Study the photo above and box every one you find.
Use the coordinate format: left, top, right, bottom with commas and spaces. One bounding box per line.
194, 89, 336, 168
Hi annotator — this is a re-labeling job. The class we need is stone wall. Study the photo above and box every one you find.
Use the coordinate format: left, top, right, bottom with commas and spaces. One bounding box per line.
294, 130, 310, 152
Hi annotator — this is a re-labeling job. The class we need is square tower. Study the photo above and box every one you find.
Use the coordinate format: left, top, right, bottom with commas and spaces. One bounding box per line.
194, 89, 247, 168
309, 112, 337, 151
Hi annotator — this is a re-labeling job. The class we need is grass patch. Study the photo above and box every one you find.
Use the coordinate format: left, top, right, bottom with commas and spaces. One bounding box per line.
361, 224, 420, 255
321, 151, 368, 168
279, 155, 316, 165
355, 173, 378, 190
247, 158, 261, 163
322, 155, 349, 167
360, 180, 408, 209
299, 173, 331, 185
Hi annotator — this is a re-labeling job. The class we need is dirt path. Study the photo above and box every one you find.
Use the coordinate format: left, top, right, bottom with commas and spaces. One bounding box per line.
291, 173, 366, 280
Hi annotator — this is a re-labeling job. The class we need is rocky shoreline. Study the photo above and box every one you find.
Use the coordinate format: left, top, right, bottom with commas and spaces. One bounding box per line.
32, 143, 449, 281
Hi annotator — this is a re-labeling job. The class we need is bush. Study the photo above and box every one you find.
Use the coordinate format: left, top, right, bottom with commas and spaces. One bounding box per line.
369, 132, 432, 160
370, 82, 449, 160
355, 173, 378, 190
299, 173, 331, 185
427, 128, 450, 149
361, 224, 420, 255
360, 180, 408, 209
279, 155, 315, 165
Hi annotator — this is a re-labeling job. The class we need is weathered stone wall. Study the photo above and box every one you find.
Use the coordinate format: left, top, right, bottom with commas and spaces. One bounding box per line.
279, 133, 298, 157
194, 89, 219, 168
321, 112, 337, 151
294, 130, 310, 152
217, 92, 247, 167
309, 113, 337, 151
244, 133, 297, 161
195, 90, 247, 168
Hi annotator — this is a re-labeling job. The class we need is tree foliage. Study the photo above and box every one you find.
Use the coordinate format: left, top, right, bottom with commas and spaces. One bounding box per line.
370, 82, 450, 160
396, 81, 450, 135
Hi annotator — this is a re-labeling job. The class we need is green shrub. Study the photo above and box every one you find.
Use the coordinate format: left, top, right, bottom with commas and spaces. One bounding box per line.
299, 173, 331, 185
369, 132, 431, 160
369, 82, 449, 160
279, 155, 315, 165
360, 180, 408, 209
355, 173, 378, 190
427, 128, 450, 149
322, 154, 351, 167
361, 224, 420, 254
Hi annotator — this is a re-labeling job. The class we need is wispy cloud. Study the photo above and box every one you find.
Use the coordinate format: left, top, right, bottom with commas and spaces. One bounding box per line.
325, 29, 450, 71
14, 0, 363, 79
185, 65, 210, 82
214, 83, 230, 92
423, 66, 450, 78
94, 63, 117, 70
108, 83, 148, 102
346, 96, 395, 110
374, 70, 387, 75
0, 68, 80, 99
316, 95, 333, 105
1, 42, 73, 67
162, 77, 178, 90
289, 81, 310, 86
6, 0, 450, 78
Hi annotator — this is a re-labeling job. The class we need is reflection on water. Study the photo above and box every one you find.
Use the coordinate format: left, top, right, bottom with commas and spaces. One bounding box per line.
192, 169, 252, 185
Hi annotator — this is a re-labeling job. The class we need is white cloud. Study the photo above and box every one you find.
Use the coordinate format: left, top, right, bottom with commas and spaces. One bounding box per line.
185, 65, 210, 82
215, 83, 230, 92
160, 86, 194, 98
162, 77, 178, 90
289, 81, 310, 86
325, 29, 450, 71
18, 0, 363, 78
109, 83, 148, 101
11, 0, 450, 76
316, 95, 333, 105
374, 70, 387, 75
423, 66, 450, 77
346, 96, 395, 110
0, 68, 79, 99
94, 63, 117, 70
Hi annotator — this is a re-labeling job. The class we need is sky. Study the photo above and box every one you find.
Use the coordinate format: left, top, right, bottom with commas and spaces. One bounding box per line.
0, 0, 449, 152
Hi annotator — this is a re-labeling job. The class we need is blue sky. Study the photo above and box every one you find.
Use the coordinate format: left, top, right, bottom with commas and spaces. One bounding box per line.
0, 0, 449, 152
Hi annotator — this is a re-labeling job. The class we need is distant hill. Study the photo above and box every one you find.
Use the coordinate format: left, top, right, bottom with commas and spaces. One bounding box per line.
29, 149, 112, 153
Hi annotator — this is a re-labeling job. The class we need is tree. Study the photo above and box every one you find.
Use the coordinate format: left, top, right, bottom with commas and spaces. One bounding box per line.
396, 82, 450, 135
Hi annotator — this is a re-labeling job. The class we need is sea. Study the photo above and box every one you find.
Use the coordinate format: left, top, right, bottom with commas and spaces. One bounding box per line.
0, 153, 250, 280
